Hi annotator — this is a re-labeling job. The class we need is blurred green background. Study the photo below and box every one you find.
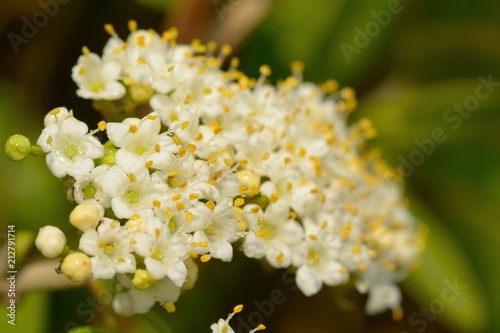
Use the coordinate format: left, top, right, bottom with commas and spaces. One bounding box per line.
1, 0, 499, 332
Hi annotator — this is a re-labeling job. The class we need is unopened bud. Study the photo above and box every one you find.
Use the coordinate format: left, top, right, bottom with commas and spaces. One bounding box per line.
69, 204, 101, 231
35, 226, 66, 258
60, 252, 91, 283
5, 134, 31, 161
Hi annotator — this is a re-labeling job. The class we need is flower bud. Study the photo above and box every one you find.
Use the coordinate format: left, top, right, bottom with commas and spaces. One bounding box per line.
5, 134, 31, 161
69, 204, 101, 231
60, 252, 92, 283
35, 226, 66, 258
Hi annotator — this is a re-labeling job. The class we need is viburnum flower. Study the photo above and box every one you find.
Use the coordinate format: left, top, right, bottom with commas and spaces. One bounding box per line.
79, 217, 137, 279
71, 47, 126, 100
36, 111, 104, 179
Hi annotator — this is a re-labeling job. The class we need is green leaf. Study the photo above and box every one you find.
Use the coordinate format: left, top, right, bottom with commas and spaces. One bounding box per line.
401, 190, 490, 332
0, 291, 50, 333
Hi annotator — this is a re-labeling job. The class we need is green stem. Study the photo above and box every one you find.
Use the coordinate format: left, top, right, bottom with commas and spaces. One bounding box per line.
31, 145, 45, 156
141, 310, 174, 333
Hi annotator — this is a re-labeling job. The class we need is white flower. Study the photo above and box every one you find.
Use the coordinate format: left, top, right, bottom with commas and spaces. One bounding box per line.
112, 274, 181, 316
106, 112, 177, 170
134, 219, 188, 287
35, 225, 66, 258
73, 164, 111, 207
71, 50, 125, 100
79, 218, 136, 279
101, 163, 162, 219
242, 202, 304, 268
37, 114, 104, 179
365, 283, 402, 316
189, 198, 239, 261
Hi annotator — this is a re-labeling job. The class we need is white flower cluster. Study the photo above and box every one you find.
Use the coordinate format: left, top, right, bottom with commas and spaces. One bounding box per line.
34, 21, 425, 318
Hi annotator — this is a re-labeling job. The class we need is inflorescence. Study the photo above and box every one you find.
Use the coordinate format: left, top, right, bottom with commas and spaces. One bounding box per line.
7, 21, 426, 323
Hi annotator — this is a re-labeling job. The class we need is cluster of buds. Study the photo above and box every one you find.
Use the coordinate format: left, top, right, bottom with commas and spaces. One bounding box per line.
7, 21, 425, 321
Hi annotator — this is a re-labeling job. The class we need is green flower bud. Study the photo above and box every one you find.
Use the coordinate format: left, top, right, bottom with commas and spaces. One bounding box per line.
5, 134, 31, 161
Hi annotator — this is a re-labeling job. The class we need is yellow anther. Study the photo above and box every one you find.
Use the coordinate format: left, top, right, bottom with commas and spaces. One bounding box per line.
82, 46, 90, 56
290, 60, 305, 74
165, 302, 176, 313
198, 241, 208, 248
49, 108, 60, 115
129, 124, 138, 133
358, 264, 367, 272
188, 251, 198, 259
176, 202, 185, 211
298, 148, 306, 157
104, 24, 116, 35
234, 304, 244, 313
352, 244, 361, 254
178, 147, 186, 157
145, 160, 153, 168
200, 254, 211, 262
123, 77, 134, 86
245, 124, 254, 134
206, 200, 216, 210
164, 207, 172, 217
251, 206, 260, 214
345, 203, 357, 215
320, 79, 339, 94
213, 170, 223, 181
284, 157, 292, 164
290, 211, 297, 219
128, 20, 137, 32
155, 228, 161, 238
257, 217, 264, 225
207, 178, 216, 186
220, 44, 232, 56
162, 27, 178, 42
98, 121, 106, 131
230, 57, 239, 68
185, 212, 194, 222
339, 267, 347, 274
154, 143, 160, 153
262, 152, 270, 160
203, 87, 212, 95
276, 253, 284, 263
308, 235, 317, 240
189, 193, 200, 200
169, 169, 180, 177
152, 199, 161, 208
183, 94, 193, 104
128, 173, 136, 182
46, 135, 53, 144
254, 230, 265, 238
187, 144, 197, 152
195, 132, 204, 141
270, 193, 279, 203
207, 156, 217, 164
259, 65, 271, 77
137, 57, 146, 64
223, 159, 233, 167
341, 224, 352, 238
286, 182, 293, 190
136, 35, 146, 47
172, 193, 182, 201
234, 198, 245, 207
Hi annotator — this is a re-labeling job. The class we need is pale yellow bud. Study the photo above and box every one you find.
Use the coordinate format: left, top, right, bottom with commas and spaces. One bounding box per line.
69, 204, 101, 231
60, 252, 92, 283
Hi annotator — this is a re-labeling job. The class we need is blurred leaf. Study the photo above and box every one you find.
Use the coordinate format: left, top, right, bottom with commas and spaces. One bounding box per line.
0, 291, 50, 333
401, 190, 490, 332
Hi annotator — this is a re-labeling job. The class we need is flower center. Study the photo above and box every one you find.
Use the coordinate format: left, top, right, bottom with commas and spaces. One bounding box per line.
126, 191, 139, 203
135, 145, 148, 155
307, 251, 320, 265
260, 224, 276, 239
84, 184, 96, 198
65, 144, 79, 159
151, 248, 164, 260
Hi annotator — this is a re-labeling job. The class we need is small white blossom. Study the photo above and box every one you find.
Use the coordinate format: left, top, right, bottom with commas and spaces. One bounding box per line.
37, 113, 104, 179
